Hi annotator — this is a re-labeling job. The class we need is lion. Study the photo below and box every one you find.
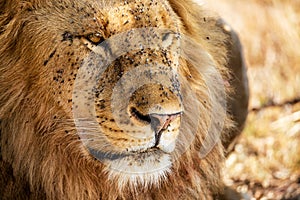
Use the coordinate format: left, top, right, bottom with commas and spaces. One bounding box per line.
0, 0, 248, 199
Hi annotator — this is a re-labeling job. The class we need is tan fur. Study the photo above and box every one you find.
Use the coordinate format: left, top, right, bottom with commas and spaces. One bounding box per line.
0, 0, 241, 199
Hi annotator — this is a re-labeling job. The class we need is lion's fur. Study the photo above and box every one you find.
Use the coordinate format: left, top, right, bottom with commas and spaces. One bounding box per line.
0, 0, 240, 199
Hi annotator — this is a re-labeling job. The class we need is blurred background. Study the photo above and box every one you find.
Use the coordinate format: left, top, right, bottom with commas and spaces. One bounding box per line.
200, 0, 300, 199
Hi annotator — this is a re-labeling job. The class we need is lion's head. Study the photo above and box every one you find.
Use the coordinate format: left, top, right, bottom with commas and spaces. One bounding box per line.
0, 0, 236, 199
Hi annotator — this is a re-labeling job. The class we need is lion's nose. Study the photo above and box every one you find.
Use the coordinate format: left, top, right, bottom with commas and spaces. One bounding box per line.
149, 113, 181, 146
130, 107, 181, 145
128, 83, 183, 140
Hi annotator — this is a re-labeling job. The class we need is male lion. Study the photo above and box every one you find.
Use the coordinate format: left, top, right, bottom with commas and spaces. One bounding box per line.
0, 0, 248, 199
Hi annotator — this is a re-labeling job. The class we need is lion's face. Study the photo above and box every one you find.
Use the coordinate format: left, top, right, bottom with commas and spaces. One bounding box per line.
30, 0, 187, 185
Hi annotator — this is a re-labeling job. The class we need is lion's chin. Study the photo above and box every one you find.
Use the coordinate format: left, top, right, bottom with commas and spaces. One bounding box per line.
97, 149, 172, 190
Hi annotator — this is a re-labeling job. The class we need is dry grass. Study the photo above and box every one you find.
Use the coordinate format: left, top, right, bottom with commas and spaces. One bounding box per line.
203, 0, 300, 107
199, 0, 300, 199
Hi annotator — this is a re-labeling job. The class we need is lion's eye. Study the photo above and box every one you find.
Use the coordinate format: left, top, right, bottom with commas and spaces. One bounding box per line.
86, 32, 105, 45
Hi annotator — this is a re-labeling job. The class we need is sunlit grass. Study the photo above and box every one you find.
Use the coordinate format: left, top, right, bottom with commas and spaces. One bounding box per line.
202, 0, 300, 198
204, 0, 300, 107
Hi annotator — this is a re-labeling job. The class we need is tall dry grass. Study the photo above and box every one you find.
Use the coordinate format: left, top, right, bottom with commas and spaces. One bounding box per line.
200, 0, 300, 199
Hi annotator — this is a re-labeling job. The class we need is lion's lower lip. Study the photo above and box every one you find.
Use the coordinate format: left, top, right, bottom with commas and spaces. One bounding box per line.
88, 147, 165, 161
88, 148, 127, 161
131, 146, 160, 154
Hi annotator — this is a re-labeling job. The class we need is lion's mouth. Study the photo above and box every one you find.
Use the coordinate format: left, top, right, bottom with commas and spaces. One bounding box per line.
88, 146, 165, 161
86, 109, 181, 162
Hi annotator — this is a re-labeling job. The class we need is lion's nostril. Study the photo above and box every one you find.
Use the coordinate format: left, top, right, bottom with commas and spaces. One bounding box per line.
130, 107, 151, 124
